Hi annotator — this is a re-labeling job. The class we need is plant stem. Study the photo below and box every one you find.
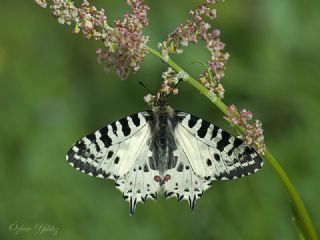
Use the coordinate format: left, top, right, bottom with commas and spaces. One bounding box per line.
147, 46, 319, 240
264, 149, 318, 240
147, 47, 228, 114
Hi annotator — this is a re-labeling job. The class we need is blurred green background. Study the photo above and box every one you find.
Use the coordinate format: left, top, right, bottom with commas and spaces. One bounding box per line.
1, 0, 319, 239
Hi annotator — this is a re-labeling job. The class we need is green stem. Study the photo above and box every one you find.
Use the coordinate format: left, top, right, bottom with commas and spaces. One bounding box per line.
147, 47, 228, 114
264, 149, 318, 240
147, 46, 318, 240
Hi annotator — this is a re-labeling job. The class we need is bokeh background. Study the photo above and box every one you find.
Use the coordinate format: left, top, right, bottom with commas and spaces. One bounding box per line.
1, 0, 319, 239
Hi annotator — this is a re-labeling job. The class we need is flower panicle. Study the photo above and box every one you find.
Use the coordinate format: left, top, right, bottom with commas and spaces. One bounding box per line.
225, 104, 266, 155
36, 0, 150, 80
35, 0, 48, 8
199, 71, 225, 99
36, 0, 108, 39
160, 67, 184, 95
74, 2, 108, 40
96, 0, 150, 79
49, 0, 78, 25
144, 93, 156, 105
144, 67, 182, 105
158, 0, 229, 99
159, 0, 218, 55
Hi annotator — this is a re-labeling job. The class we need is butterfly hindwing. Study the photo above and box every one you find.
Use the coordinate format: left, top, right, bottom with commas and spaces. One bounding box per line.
66, 111, 161, 213
163, 146, 211, 211
174, 111, 263, 181
115, 145, 160, 214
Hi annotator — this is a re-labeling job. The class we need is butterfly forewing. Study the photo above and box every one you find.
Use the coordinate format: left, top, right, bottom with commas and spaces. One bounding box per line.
174, 111, 263, 180
66, 112, 161, 213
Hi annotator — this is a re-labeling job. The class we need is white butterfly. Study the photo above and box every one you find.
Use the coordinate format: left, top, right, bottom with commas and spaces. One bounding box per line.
66, 93, 263, 214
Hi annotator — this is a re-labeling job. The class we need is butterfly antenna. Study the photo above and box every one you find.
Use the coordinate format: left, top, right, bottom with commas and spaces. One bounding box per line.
139, 81, 153, 95
174, 78, 183, 89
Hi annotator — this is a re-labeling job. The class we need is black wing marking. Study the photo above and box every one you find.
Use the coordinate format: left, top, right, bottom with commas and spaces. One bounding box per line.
174, 111, 263, 181
66, 112, 152, 179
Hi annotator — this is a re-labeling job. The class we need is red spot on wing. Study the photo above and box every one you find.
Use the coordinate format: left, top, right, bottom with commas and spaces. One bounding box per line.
154, 175, 161, 182
164, 174, 171, 182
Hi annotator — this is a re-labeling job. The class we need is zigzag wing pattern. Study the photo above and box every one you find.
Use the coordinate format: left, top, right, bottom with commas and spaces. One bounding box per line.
175, 111, 263, 181
66, 112, 160, 214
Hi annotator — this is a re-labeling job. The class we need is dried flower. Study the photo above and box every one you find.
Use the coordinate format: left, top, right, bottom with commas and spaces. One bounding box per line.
46, 1, 107, 39
160, 68, 182, 95
75, 2, 108, 40
40, 0, 149, 80
199, 71, 225, 98
35, 0, 47, 8
225, 104, 266, 155
161, 0, 218, 55
159, 0, 229, 98
162, 67, 180, 85
144, 93, 156, 105
50, 0, 79, 25
96, 0, 150, 79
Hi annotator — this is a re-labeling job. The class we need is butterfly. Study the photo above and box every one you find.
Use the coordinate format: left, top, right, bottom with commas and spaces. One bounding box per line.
66, 93, 263, 214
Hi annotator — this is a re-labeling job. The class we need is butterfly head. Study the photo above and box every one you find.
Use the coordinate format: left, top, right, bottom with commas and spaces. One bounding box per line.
151, 92, 173, 114
154, 92, 168, 106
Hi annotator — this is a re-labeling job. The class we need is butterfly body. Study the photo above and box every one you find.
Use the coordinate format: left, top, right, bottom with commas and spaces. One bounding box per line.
67, 95, 263, 214
149, 104, 178, 178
